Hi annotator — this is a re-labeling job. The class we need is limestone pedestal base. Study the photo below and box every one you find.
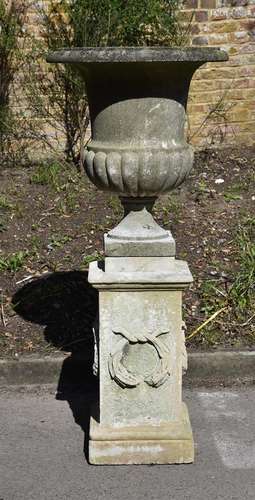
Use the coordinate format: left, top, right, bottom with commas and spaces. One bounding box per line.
88, 257, 194, 465
89, 403, 194, 465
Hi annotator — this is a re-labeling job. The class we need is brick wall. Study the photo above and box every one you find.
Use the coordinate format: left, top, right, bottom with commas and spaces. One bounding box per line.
185, 0, 255, 147
23, 1, 255, 149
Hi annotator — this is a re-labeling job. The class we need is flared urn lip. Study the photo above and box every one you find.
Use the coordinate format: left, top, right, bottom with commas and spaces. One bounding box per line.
47, 46, 228, 64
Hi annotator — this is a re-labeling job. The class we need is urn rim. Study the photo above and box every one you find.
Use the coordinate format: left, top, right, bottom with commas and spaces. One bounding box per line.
47, 46, 228, 64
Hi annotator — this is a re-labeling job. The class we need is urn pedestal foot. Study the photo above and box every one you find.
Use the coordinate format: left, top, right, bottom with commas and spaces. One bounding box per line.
89, 403, 194, 465
104, 207, 176, 257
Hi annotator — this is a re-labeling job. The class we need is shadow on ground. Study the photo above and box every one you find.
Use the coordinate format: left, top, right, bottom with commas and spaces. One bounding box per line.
12, 270, 99, 460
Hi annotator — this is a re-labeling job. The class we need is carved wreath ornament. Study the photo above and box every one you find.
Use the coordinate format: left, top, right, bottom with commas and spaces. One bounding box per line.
108, 327, 171, 389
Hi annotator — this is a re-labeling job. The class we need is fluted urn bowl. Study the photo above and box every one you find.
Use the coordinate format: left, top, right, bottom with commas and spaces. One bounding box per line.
47, 47, 228, 199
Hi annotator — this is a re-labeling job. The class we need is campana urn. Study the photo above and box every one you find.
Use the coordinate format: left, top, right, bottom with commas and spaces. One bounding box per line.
47, 47, 228, 464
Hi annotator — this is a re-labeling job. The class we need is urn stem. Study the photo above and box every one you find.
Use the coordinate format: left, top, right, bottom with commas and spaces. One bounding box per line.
120, 196, 157, 216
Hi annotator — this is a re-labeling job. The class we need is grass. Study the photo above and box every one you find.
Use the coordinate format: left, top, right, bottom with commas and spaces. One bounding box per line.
0, 195, 13, 211
0, 146, 254, 355
57, 191, 80, 215
29, 235, 42, 256
0, 195, 24, 219
30, 162, 62, 191
108, 196, 122, 217
82, 252, 104, 268
0, 219, 7, 232
156, 195, 181, 226
192, 216, 255, 345
226, 182, 249, 194
199, 279, 224, 316
0, 251, 29, 273
229, 217, 255, 314
224, 192, 242, 202
197, 179, 208, 193
48, 234, 73, 251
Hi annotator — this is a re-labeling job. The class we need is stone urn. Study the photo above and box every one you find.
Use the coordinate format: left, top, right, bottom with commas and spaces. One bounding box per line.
47, 47, 228, 465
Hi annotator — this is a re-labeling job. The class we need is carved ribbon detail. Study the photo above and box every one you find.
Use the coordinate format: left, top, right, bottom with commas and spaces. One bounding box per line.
108, 327, 171, 389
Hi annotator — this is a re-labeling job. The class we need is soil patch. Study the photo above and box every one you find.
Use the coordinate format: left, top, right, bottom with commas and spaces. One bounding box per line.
0, 146, 254, 358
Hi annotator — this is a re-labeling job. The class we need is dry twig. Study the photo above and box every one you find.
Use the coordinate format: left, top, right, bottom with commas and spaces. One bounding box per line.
186, 307, 228, 342
0, 289, 7, 328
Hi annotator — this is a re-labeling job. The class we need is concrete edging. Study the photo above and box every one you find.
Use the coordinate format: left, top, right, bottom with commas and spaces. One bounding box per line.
0, 351, 254, 386
186, 351, 255, 384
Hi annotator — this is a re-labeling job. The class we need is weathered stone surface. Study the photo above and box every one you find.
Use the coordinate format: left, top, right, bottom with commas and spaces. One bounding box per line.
89, 404, 194, 465
89, 438, 194, 465
88, 258, 193, 464
96, 290, 182, 424
104, 208, 176, 257
47, 47, 227, 196
90, 404, 192, 440
47, 47, 228, 64
105, 256, 176, 273
84, 145, 194, 197
89, 258, 193, 289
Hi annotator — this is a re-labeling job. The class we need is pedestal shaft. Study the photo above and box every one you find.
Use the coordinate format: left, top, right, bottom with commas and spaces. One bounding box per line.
88, 258, 194, 464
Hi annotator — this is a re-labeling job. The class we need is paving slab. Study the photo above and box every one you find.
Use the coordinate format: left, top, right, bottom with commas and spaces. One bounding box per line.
0, 385, 254, 500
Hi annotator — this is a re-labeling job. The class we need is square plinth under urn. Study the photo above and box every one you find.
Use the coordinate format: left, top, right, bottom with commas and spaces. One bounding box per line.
88, 257, 194, 465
